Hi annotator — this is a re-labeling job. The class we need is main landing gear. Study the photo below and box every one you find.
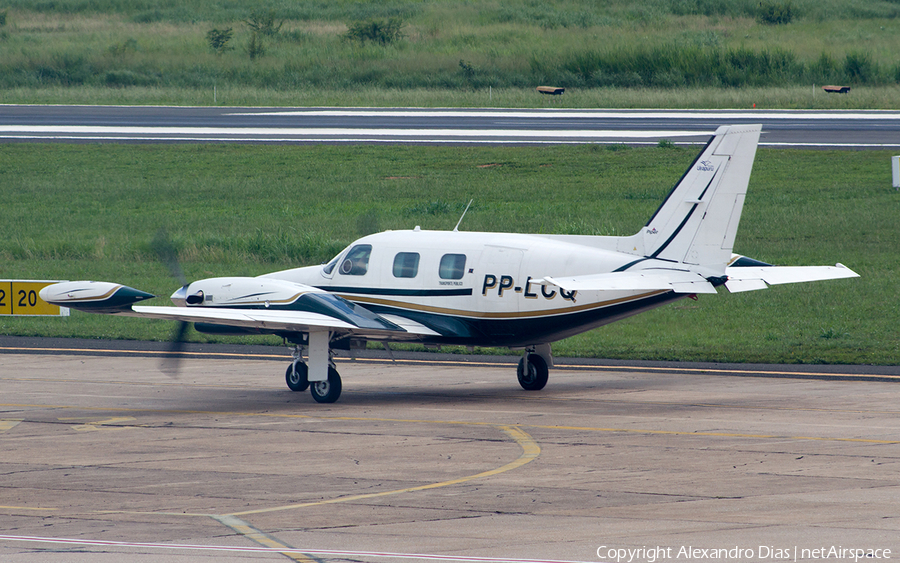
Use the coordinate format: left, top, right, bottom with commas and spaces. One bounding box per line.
285, 339, 343, 403
517, 344, 552, 391
310, 366, 342, 403
285, 337, 550, 401
286, 359, 343, 403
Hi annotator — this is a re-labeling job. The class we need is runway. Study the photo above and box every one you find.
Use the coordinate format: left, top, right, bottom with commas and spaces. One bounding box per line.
2, 106, 900, 147
1, 348, 898, 562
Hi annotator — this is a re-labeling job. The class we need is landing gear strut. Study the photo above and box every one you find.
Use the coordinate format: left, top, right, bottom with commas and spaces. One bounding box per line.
517, 344, 551, 391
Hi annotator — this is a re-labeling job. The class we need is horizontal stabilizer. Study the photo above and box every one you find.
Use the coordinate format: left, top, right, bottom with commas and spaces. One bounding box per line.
724, 264, 859, 293
537, 270, 718, 294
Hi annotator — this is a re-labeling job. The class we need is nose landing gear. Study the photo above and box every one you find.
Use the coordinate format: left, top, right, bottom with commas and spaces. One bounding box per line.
285, 361, 309, 392
517, 344, 551, 391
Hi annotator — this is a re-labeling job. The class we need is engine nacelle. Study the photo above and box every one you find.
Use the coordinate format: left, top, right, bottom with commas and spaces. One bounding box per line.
170, 277, 324, 308
172, 276, 402, 332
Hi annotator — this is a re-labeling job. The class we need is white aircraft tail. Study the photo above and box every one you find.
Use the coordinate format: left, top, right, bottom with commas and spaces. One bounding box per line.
626, 124, 761, 269
542, 123, 858, 295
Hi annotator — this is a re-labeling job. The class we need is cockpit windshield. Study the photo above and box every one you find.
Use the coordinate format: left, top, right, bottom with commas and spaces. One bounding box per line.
322, 254, 341, 275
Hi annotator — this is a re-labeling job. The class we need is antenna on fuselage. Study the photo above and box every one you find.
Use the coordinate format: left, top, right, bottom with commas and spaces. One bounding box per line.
453, 199, 474, 232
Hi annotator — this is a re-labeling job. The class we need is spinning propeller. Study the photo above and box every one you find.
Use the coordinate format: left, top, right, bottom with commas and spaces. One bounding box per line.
152, 229, 190, 377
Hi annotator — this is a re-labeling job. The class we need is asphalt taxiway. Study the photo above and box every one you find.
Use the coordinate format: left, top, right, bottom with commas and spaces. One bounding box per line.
1, 346, 898, 562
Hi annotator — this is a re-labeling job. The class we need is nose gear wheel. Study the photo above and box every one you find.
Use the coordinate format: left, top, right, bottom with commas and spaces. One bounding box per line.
285, 361, 309, 392
517, 354, 549, 391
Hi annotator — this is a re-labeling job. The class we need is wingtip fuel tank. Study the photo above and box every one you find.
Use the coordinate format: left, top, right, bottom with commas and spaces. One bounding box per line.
39, 281, 155, 313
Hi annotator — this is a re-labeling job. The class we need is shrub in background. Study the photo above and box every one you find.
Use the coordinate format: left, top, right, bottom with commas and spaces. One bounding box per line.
245, 9, 283, 37
108, 38, 139, 57
206, 27, 233, 54
757, 0, 794, 25
344, 18, 403, 45
105, 70, 155, 87
247, 31, 265, 60
843, 52, 876, 83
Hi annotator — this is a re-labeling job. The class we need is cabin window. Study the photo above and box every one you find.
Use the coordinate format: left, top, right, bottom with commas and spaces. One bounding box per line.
339, 244, 372, 276
393, 252, 420, 278
439, 253, 466, 280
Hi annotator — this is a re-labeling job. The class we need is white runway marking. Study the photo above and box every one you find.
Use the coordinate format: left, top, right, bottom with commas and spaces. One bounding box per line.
4, 133, 898, 147
0, 535, 599, 563
0, 125, 709, 138
230, 109, 900, 120
0, 135, 716, 145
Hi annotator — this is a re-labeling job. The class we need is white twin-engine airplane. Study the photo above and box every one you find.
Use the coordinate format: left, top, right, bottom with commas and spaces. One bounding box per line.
41, 125, 858, 403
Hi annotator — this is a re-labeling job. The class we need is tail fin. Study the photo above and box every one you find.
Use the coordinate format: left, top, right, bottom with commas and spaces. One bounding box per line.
638, 124, 761, 269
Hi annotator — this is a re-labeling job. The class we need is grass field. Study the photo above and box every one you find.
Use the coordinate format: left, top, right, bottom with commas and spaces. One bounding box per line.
1, 142, 896, 365
1, 0, 900, 107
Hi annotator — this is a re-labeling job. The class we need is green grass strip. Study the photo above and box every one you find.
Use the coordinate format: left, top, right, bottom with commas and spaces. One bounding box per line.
1, 143, 895, 365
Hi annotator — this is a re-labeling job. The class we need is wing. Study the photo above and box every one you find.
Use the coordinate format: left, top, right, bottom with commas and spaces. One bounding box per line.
39, 280, 439, 340
724, 263, 859, 293
537, 270, 719, 294
125, 305, 439, 339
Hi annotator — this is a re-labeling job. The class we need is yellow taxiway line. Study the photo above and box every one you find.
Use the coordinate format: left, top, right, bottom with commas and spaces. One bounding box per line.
3, 345, 899, 381
229, 425, 539, 517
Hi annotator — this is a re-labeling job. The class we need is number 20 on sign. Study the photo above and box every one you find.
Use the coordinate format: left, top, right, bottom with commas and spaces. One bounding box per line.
0, 281, 69, 316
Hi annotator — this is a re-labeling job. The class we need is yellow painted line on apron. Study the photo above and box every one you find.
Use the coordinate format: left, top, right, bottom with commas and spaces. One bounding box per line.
530, 424, 900, 444
0, 420, 22, 432
212, 515, 319, 563
58, 416, 136, 432
0, 346, 284, 359
5, 344, 898, 381
0, 506, 57, 511
4, 402, 896, 444
229, 425, 540, 517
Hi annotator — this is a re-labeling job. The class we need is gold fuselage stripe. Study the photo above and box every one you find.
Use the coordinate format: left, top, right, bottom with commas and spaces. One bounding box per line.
336, 290, 669, 319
